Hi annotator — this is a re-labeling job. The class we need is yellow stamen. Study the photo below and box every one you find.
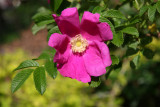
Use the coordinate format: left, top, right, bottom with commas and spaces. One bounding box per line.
76, 41, 82, 47
70, 34, 88, 53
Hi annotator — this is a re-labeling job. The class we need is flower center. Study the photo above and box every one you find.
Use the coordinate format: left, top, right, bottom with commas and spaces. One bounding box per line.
76, 41, 82, 47
70, 34, 88, 53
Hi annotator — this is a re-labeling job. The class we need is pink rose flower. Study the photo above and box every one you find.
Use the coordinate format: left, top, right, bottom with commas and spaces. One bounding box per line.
48, 7, 113, 83
48, 0, 50, 3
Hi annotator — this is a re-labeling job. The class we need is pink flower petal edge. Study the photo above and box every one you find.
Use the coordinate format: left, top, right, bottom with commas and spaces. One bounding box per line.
48, 33, 69, 53
80, 11, 113, 41
58, 53, 91, 83
52, 7, 80, 37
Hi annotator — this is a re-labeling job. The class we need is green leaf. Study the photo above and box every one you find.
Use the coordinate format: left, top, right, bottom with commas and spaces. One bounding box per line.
114, 62, 122, 72
112, 31, 124, 47
140, 36, 152, 46
148, 5, 157, 22
32, 9, 52, 20
92, 6, 105, 13
111, 55, 119, 65
129, 17, 141, 25
89, 77, 101, 88
130, 55, 140, 69
143, 48, 155, 59
139, 5, 149, 16
45, 60, 57, 79
133, 0, 144, 10
50, 0, 63, 12
33, 67, 46, 95
32, 24, 46, 35
11, 69, 33, 93
37, 20, 55, 26
47, 26, 60, 41
126, 48, 139, 56
156, 1, 160, 13
120, 0, 126, 2
32, 12, 54, 26
99, 17, 116, 34
47, 49, 56, 56
133, 0, 140, 10
33, 52, 51, 60
38, 52, 51, 60
13, 60, 39, 72
113, 17, 122, 27
37, 7, 52, 13
33, 50, 56, 60
128, 41, 139, 50
122, 27, 139, 37
102, 9, 126, 19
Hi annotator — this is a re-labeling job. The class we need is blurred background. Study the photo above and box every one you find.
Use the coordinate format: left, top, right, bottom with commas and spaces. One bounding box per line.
0, 0, 160, 107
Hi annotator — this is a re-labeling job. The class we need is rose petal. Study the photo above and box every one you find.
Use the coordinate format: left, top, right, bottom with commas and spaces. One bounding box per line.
97, 22, 113, 41
52, 7, 80, 37
94, 41, 112, 67
48, 33, 70, 64
81, 11, 100, 23
80, 11, 102, 41
58, 53, 91, 83
48, 33, 69, 53
53, 45, 71, 64
83, 42, 107, 76
81, 11, 113, 42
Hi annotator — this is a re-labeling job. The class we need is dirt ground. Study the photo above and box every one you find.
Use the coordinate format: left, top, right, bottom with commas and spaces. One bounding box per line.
0, 26, 48, 56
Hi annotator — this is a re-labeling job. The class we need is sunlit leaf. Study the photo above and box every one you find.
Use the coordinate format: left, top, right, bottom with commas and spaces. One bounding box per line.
128, 41, 139, 50
33, 52, 51, 60
37, 7, 52, 13
32, 12, 54, 26
33, 67, 46, 95
102, 9, 126, 19
133, 0, 144, 10
148, 4, 157, 22
45, 60, 57, 79
89, 77, 101, 88
112, 31, 124, 47
157, 1, 160, 13
92, 6, 105, 13
99, 17, 116, 34
130, 17, 141, 25
50, 0, 63, 12
47, 26, 60, 41
11, 69, 34, 93
130, 55, 140, 69
111, 55, 120, 65
13, 60, 39, 71
122, 27, 139, 37
139, 5, 148, 16
37, 20, 54, 26
32, 24, 46, 35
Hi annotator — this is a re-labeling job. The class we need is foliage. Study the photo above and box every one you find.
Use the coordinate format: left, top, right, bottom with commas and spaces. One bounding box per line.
11, 0, 160, 96
11, 69, 34, 93
121, 61, 160, 107
0, 50, 124, 107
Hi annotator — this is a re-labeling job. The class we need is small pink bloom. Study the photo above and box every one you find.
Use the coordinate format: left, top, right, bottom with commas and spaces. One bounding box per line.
48, 7, 113, 83
48, 0, 50, 3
